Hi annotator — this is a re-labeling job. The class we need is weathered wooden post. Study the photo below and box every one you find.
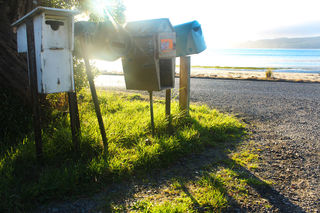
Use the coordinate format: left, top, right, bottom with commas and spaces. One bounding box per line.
68, 91, 81, 151
83, 53, 108, 151
179, 56, 191, 115
26, 19, 43, 161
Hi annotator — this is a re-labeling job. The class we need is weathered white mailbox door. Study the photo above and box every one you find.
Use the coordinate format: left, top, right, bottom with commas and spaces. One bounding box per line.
12, 7, 78, 93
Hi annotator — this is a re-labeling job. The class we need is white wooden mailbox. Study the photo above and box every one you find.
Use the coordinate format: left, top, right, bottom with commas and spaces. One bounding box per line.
12, 7, 79, 94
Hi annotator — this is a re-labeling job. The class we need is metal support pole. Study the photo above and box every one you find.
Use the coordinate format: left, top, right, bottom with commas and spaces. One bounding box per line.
165, 89, 172, 130
68, 91, 81, 151
83, 56, 108, 151
149, 91, 155, 137
179, 56, 191, 115
165, 89, 171, 118
26, 19, 43, 161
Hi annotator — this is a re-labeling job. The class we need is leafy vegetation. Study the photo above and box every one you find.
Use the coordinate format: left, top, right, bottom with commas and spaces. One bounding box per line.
265, 68, 274, 79
0, 90, 246, 211
0, 88, 33, 153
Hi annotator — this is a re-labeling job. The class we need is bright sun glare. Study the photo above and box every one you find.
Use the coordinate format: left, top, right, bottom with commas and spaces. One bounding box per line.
91, 0, 109, 17
83, 0, 320, 70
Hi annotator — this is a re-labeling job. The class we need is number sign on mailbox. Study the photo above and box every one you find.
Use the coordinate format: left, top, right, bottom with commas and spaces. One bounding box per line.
12, 7, 79, 94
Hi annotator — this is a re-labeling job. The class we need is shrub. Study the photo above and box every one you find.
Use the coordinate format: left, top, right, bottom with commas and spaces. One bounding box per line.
265, 68, 274, 79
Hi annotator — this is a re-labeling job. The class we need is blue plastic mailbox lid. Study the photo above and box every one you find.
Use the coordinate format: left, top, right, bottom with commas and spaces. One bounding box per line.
174, 20, 206, 57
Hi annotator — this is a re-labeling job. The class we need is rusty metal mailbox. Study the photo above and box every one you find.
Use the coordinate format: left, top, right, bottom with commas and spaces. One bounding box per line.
122, 18, 176, 91
12, 7, 78, 94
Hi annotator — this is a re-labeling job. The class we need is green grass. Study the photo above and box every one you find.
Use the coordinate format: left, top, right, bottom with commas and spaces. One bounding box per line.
112, 145, 272, 213
0, 90, 246, 212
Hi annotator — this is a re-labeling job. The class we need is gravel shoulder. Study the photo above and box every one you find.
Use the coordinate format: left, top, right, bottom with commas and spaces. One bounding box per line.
189, 78, 320, 212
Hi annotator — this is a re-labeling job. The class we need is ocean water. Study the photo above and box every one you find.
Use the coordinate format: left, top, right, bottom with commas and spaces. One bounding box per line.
191, 48, 320, 73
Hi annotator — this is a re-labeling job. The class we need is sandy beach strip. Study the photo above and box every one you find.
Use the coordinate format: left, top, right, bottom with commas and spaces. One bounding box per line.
99, 68, 320, 83
189, 68, 320, 83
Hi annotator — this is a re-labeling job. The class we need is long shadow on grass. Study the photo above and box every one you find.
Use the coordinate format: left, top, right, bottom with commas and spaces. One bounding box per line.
224, 158, 306, 213
0, 111, 305, 212
101, 117, 305, 212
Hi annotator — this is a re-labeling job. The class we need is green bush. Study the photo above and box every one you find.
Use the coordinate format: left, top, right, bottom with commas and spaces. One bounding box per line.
265, 68, 274, 79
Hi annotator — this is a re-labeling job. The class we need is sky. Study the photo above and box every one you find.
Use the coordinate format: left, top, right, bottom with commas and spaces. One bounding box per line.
87, 0, 320, 68
123, 0, 320, 48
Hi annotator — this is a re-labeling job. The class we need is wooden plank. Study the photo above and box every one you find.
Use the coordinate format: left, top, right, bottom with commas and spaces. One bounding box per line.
26, 19, 43, 161
179, 56, 191, 115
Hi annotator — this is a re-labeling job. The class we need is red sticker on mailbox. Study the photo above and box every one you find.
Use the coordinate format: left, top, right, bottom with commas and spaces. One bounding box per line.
161, 39, 174, 52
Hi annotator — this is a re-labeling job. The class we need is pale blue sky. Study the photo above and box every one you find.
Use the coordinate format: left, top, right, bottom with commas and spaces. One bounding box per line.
123, 0, 320, 48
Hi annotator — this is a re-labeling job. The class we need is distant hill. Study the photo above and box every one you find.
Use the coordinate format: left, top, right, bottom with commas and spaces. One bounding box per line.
235, 36, 320, 49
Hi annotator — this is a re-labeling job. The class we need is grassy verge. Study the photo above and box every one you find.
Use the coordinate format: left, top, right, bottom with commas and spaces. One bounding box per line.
101, 141, 273, 212
0, 90, 246, 211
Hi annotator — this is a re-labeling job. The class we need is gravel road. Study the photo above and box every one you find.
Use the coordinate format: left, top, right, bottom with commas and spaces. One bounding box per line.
188, 78, 320, 212
96, 75, 320, 212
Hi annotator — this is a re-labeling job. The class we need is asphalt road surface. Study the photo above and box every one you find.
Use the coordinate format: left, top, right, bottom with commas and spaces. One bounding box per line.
96, 75, 320, 212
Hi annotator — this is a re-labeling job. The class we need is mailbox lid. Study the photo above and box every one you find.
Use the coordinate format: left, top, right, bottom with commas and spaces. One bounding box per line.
11, 7, 79, 27
174, 20, 206, 57
125, 18, 174, 36
74, 21, 131, 61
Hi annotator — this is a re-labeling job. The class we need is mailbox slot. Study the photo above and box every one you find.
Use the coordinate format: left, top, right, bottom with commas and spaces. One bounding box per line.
43, 15, 70, 49
159, 59, 175, 89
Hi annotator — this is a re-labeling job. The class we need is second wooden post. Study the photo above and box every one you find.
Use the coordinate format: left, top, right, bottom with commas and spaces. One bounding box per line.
179, 56, 191, 115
